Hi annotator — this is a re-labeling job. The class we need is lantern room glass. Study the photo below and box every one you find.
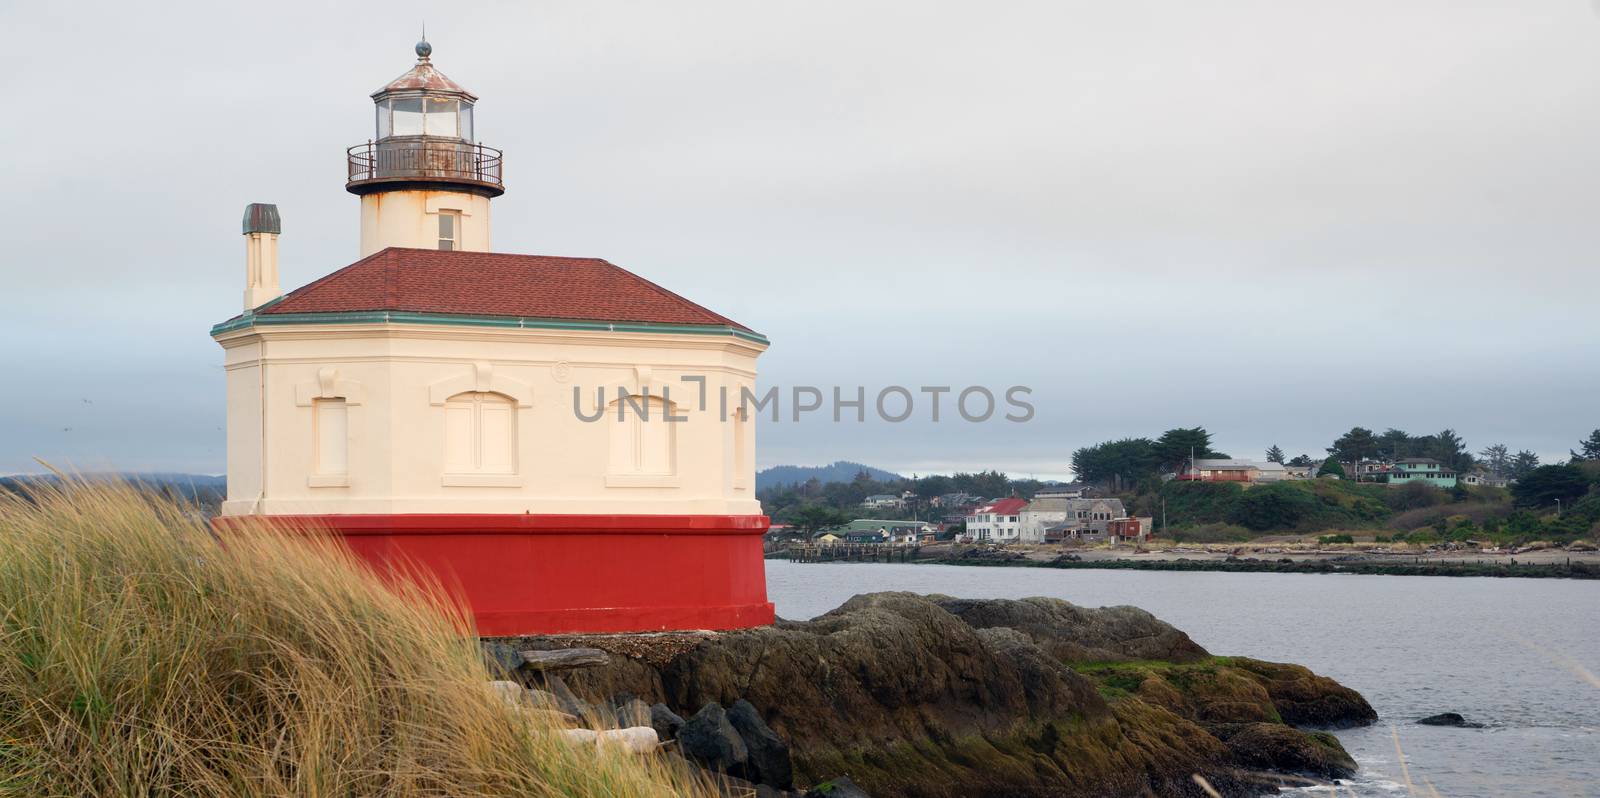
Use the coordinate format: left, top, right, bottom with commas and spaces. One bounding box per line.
375, 96, 474, 140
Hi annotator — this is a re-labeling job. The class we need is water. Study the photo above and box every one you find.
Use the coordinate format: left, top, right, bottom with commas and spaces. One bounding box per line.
765, 561, 1600, 797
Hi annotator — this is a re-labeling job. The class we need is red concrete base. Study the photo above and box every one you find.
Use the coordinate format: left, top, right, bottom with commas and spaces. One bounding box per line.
216, 513, 774, 636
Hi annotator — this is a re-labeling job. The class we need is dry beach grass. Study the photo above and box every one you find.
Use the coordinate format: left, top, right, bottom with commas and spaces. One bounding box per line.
0, 478, 711, 797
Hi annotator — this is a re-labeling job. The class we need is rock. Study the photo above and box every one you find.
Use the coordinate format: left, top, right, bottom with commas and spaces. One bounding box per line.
804, 775, 870, 797
544, 675, 593, 720
616, 697, 653, 728
485, 680, 527, 708
494, 592, 1373, 798
727, 699, 794, 789
1214, 722, 1357, 779
679, 702, 748, 773
930, 595, 1211, 663
560, 726, 660, 754
519, 647, 610, 672
480, 640, 523, 675
1417, 712, 1485, 728
650, 702, 685, 741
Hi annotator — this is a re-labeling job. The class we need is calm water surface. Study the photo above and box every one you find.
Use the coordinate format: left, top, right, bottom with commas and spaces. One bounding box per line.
765, 561, 1600, 797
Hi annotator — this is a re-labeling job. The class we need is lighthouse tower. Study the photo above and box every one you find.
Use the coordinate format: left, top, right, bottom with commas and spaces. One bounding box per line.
213, 42, 772, 636
348, 39, 501, 256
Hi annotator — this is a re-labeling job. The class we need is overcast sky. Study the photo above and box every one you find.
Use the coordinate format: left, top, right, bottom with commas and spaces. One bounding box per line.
3, 1, 1599, 479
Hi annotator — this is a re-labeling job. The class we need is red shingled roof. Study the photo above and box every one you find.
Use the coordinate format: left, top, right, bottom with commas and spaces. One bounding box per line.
258, 248, 754, 333
971, 498, 1027, 516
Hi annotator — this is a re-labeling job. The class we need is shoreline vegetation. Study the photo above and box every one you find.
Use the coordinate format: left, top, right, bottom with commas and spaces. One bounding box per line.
0, 479, 718, 797
775, 541, 1600, 579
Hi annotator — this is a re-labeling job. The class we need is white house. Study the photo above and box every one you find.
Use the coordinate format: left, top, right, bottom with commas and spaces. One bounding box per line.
966, 498, 1026, 542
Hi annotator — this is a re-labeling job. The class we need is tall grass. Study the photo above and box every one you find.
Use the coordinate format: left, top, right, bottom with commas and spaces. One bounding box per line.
0, 478, 710, 797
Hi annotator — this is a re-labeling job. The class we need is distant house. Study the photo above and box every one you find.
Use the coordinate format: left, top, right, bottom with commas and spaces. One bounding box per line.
1385, 458, 1458, 489
1106, 516, 1153, 543
841, 518, 933, 544
1033, 483, 1091, 500
1282, 463, 1316, 480
966, 498, 1027, 542
861, 494, 903, 510
812, 531, 842, 545
1030, 498, 1127, 542
1179, 459, 1259, 483
1461, 470, 1510, 488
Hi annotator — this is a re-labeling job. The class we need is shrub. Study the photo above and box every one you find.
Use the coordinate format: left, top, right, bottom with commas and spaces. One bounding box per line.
1227, 483, 1319, 531
1170, 523, 1254, 544
0, 479, 709, 797
1317, 534, 1355, 545
1385, 481, 1448, 512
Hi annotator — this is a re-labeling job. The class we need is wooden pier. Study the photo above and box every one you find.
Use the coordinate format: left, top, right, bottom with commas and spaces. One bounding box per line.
786, 543, 922, 563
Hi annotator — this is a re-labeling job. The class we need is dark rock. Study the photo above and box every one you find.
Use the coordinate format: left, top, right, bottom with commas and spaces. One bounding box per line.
804, 775, 870, 797
615, 697, 652, 728
544, 675, 593, 720
679, 702, 748, 773
1215, 722, 1357, 779
931, 594, 1212, 663
1417, 712, 1484, 728
480, 640, 523, 675
727, 698, 794, 789
495, 592, 1373, 798
650, 702, 685, 741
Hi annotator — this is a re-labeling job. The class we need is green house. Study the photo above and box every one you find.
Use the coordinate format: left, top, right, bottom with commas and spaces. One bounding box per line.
1385, 458, 1458, 489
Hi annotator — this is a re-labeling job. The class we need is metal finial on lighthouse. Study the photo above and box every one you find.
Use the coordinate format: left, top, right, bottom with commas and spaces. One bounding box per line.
416, 25, 431, 61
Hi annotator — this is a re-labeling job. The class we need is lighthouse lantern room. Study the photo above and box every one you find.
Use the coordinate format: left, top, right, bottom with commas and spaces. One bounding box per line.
212, 41, 772, 636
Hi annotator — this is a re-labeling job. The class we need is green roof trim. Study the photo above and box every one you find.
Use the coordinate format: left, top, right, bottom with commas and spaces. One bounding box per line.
210, 310, 769, 345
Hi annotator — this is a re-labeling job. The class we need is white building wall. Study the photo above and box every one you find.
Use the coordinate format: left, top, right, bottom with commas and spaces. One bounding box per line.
218, 322, 763, 517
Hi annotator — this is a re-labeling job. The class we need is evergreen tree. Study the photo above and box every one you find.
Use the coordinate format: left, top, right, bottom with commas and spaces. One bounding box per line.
1318, 457, 1347, 478
1477, 444, 1510, 476
1573, 429, 1600, 461
1288, 454, 1315, 467
1265, 445, 1285, 464
1327, 427, 1379, 463
1509, 450, 1541, 480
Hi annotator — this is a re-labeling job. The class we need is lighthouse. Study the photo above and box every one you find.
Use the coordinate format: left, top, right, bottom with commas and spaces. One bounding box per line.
212, 41, 773, 636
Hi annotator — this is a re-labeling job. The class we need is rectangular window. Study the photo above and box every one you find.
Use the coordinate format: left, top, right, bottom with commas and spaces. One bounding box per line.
313, 398, 348, 476
438, 212, 458, 251
391, 97, 424, 136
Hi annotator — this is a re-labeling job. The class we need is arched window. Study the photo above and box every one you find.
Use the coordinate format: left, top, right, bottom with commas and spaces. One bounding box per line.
444, 391, 517, 477
606, 394, 678, 487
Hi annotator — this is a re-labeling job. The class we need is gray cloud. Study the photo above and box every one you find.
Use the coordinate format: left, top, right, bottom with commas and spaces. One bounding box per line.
3, 1, 1598, 477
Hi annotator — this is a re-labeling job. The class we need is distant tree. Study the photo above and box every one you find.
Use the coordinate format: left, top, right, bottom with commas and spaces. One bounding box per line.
1426, 428, 1473, 473
1288, 454, 1315, 467
1265, 445, 1285, 464
1478, 444, 1511, 476
852, 469, 873, 485
1510, 450, 1541, 481
1318, 457, 1347, 479
915, 474, 953, 498
1377, 428, 1412, 460
787, 504, 850, 534
1573, 429, 1600, 461
1327, 427, 1379, 463
1154, 427, 1216, 473
1511, 465, 1591, 510
1072, 438, 1159, 490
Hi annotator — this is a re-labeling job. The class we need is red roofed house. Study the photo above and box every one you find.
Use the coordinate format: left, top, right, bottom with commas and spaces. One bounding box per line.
212, 41, 770, 636
965, 498, 1027, 542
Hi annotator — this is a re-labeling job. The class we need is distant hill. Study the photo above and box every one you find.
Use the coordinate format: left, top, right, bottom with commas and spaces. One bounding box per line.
756, 461, 904, 491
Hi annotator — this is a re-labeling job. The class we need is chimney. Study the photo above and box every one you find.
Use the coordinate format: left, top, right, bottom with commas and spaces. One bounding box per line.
242, 203, 282, 310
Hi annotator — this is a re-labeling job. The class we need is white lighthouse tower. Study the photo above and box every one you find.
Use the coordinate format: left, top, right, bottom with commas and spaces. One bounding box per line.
213, 41, 772, 636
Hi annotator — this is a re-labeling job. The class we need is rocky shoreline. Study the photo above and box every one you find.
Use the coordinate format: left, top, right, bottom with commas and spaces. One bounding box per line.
929, 550, 1600, 579
485, 593, 1376, 797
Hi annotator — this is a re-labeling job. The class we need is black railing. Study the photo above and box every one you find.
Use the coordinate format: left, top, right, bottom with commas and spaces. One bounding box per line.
347, 139, 503, 190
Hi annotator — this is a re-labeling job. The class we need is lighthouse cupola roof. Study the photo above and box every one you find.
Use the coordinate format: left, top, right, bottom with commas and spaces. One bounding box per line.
373, 39, 479, 103
346, 39, 504, 198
